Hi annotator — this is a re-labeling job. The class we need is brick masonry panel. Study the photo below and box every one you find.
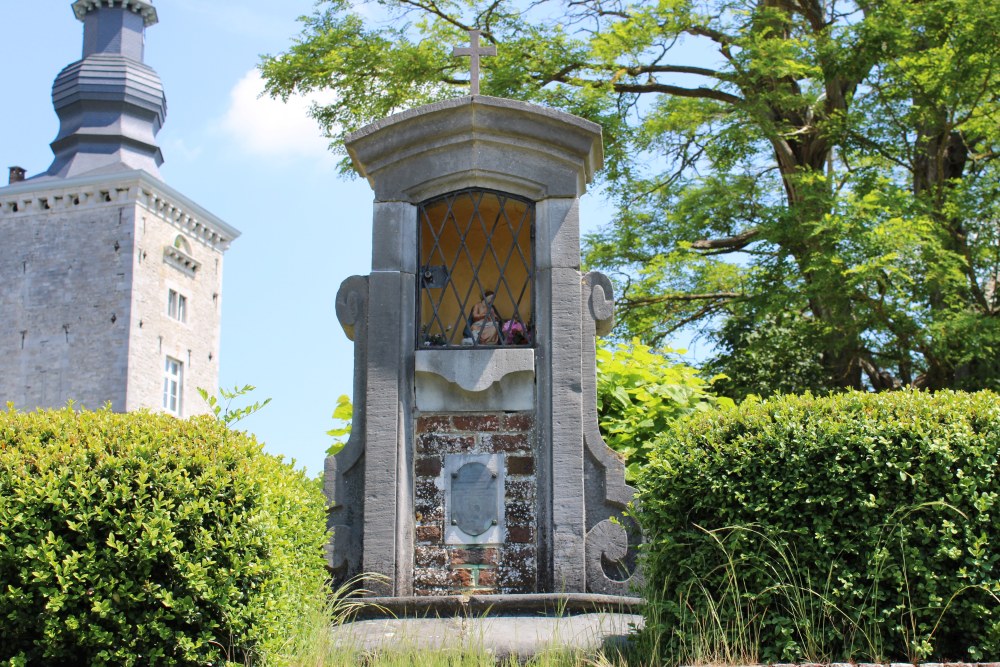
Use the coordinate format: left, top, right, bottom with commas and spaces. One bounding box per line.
413, 410, 537, 595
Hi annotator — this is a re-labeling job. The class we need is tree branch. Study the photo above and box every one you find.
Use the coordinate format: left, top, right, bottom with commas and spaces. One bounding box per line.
662, 302, 729, 337
684, 25, 734, 45
537, 62, 586, 87
858, 353, 901, 391
600, 64, 723, 78
396, 0, 470, 33
610, 82, 742, 104
546, 69, 744, 104
691, 228, 760, 250
625, 292, 742, 305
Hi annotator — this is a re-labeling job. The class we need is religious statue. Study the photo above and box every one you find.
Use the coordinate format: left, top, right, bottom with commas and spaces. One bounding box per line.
465, 290, 502, 345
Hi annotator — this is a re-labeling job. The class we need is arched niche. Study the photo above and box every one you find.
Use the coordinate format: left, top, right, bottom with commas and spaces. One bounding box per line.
417, 188, 534, 348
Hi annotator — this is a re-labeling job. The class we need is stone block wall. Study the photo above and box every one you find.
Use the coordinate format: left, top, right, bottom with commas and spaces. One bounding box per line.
0, 187, 134, 411
413, 411, 537, 595
0, 176, 232, 417
125, 187, 225, 416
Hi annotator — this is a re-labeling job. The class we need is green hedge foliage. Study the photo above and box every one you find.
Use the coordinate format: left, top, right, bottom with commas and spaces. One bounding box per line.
636, 390, 1000, 663
0, 407, 329, 666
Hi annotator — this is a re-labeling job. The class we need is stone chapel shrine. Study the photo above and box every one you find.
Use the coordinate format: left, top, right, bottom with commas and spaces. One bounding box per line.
0, 1, 239, 416
328, 33, 641, 598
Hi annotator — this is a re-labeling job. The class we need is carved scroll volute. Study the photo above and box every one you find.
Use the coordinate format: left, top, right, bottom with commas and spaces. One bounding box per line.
588, 271, 615, 336
336, 275, 368, 341
327, 275, 370, 582
582, 271, 644, 596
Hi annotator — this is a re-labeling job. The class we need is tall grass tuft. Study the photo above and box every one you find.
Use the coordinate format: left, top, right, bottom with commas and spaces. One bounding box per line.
633, 516, 1000, 666
264, 574, 388, 666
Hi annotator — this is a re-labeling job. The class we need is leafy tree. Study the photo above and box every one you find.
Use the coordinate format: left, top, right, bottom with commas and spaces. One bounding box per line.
596, 339, 732, 480
261, 0, 1000, 396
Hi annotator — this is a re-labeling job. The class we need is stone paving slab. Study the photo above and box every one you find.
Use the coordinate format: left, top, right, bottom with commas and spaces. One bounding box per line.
683, 663, 1000, 667
330, 612, 644, 660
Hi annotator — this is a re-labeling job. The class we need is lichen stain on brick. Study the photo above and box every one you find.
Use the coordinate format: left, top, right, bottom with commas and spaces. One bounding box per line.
482, 433, 530, 452
416, 415, 452, 433
498, 544, 537, 593
414, 495, 444, 523
505, 479, 534, 502
414, 478, 440, 500
505, 501, 534, 528
417, 433, 474, 453
415, 545, 448, 568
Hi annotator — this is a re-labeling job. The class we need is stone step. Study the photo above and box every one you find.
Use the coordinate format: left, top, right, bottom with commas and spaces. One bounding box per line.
330, 611, 645, 661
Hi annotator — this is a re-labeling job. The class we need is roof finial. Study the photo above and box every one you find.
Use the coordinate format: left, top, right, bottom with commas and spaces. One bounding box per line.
45, 0, 166, 178
452, 30, 496, 96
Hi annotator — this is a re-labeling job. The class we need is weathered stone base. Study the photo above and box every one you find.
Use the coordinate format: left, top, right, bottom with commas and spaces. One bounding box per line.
330, 611, 644, 661
414, 411, 537, 595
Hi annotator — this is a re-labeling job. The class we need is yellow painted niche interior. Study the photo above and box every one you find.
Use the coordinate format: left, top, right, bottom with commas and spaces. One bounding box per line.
419, 190, 534, 346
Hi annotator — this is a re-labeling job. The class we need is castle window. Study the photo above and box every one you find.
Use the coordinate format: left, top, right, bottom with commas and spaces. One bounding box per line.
163, 356, 183, 416
163, 235, 201, 276
418, 189, 534, 348
167, 289, 187, 323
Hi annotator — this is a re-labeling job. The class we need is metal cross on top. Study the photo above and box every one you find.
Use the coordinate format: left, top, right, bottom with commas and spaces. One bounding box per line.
453, 29, 496, 96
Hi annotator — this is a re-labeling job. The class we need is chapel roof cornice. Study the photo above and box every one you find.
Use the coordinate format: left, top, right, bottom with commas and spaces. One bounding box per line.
345, 95, 603, 202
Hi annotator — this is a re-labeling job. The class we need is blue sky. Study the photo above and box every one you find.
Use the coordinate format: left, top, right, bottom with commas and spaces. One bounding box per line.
1, 1, 632, 475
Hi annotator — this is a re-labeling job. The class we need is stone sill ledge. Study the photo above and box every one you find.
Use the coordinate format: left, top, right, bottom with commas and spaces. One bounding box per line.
415, 347, 534, 392
353, 592, 643, 620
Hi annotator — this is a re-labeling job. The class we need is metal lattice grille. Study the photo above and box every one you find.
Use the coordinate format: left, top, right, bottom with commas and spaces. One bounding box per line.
418, 189, 535, 348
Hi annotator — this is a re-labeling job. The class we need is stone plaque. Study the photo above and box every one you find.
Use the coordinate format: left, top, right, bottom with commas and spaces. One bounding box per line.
444, 453, 504, 545
451, 462, 497, 536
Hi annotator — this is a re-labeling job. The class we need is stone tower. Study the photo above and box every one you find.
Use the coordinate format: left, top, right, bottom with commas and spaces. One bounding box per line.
0, 0, 239, 416
329, 95, 641, 599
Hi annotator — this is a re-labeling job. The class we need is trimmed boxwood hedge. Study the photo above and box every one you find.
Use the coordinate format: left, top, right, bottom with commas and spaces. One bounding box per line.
0, 407, 328, 666
635, 390, 1000, 663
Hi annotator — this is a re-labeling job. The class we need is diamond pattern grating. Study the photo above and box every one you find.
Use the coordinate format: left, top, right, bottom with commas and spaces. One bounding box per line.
418, 189, 535, 348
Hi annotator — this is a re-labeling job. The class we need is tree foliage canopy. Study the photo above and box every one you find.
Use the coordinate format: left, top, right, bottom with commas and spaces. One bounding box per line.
596, 339, 732, 480
261, 0, 1000, 396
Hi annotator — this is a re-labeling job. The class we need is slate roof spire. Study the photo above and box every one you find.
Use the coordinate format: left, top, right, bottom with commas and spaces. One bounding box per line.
45, 0, 167, 179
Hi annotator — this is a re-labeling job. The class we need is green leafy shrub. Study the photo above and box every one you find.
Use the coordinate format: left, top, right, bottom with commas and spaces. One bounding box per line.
0, 406, 328, 666
596, 339, 732, 480
636, 390, 1000, 663
326, 394, 352, 457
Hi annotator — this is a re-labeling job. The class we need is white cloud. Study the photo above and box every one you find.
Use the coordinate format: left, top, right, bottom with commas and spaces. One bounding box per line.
220, 69, 337, 162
